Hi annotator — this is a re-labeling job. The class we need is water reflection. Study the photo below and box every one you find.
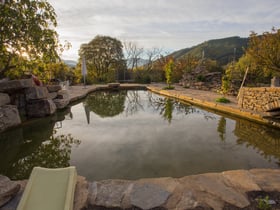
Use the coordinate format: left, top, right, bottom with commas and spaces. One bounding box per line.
234, 119, 280, 166
146, 92, 197, 123
7, 132, 80, 180
125, 91, 144, 116
84, 91, 126, 118
0, 90, 280, 181
0, 108, 80, 180
65, 91, 280, 181
217, 117, 226, 142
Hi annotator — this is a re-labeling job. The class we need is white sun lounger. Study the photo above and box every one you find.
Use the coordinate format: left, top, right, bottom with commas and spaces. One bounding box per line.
16, 167, 77, 210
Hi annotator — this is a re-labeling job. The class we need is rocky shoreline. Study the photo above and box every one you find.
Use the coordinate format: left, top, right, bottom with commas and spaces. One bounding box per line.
1, 83, 280, 209
0, 78, 70, 133
1, 169, 280, 210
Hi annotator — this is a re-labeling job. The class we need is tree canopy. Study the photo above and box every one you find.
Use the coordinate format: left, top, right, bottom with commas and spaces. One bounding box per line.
247, 27, 280, 76
0, 0, 60, 78
79, 35, 125, 82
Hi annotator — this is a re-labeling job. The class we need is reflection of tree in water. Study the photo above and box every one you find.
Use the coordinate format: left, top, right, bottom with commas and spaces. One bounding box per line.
235, 119, 280, 166
217, 117, 226, 142
163, 98, 173, 123
125, 91, 144, 116
147, 92, 196, 123
85, 91, 126, 117
7, 132, 81, 180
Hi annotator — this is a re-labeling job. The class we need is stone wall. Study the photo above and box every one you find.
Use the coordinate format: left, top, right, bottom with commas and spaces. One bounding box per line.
180, 72, 222, 92
238, 87, 280, 115
0, 79, 70, 132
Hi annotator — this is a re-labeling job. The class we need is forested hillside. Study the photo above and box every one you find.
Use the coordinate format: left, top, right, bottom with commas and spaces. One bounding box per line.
171, 36, 249, 65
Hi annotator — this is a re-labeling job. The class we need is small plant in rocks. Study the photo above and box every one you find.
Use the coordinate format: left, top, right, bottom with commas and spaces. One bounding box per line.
257, 195, 272, 210
215, 97, 230, 103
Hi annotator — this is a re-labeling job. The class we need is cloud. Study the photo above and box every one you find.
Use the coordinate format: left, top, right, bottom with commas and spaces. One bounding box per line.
47, 0, 280, 60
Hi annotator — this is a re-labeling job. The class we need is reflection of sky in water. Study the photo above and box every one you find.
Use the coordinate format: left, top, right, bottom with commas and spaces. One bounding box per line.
55, 91, 280, 181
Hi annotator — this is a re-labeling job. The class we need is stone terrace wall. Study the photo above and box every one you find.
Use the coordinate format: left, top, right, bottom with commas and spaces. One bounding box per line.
238, 87, 280, 113
0, 79, 70, 132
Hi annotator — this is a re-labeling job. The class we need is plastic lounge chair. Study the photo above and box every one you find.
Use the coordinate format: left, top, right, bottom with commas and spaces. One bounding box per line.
16, 167, 77, 210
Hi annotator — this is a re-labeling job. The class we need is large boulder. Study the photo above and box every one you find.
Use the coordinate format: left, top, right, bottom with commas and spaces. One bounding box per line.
53, 90, 70, 109
25, 86, 49, 101
46, 85, 62, 93
56, 90, 70, 100
0, 105, 21, 133
0, 175, 20, 207
26, 99, 56, 118
48, 92, 58, 100
53, 99, 69, 109
0, 93, 10, 106
130, 183, 171, 210
9, 92, 26, 114
0, 79, 33, 93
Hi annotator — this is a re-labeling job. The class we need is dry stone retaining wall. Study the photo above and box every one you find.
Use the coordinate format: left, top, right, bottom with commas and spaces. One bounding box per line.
238, 87, 280, 113
0, 78, 70, 132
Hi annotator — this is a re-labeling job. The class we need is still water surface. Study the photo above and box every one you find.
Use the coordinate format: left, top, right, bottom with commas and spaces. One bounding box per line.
0, 90, 279, 181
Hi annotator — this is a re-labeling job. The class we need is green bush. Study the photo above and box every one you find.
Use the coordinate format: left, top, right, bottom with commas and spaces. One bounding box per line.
215, 97, 230, 103
196, 75, 206, 82
257, 196, 272, 210
135, 73, 151, 84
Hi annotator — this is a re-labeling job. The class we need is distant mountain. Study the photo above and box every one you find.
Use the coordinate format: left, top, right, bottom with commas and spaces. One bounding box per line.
170, 36, 249, 65
63, 60, 77, 67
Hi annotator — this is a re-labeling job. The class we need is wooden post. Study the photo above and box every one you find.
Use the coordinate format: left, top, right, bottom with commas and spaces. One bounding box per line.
237, 66, 249, 99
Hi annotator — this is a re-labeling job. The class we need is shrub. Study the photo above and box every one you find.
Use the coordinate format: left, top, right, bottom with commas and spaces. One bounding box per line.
257, 196, 272, 210
215, 97, 230, 103
196, 75, 206, 82
135, 73, 151, 84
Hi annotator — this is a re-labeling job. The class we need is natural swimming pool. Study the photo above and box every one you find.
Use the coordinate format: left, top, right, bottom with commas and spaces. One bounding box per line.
0, 90, 279, 181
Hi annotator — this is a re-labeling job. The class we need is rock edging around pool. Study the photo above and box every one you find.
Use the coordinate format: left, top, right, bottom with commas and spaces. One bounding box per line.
146, 86, 280, 129
67, 84, 280, 129
1, 169, 280, 210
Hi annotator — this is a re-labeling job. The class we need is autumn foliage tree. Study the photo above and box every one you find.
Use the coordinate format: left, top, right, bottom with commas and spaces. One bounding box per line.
165, 58, 174, 89
0, 0, 61, 78
247, 27, 280, 77
174, 55, 199, 82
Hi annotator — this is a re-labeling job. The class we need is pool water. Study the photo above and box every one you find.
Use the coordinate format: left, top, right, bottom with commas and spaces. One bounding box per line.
0, 90, 279, 181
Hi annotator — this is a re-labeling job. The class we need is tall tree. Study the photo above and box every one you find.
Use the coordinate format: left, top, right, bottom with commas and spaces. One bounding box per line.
165, 58, 174, 88
123, 41, 143, 70
145, 47, 162, 71
79, 35, 125, 82
247, 27, 280, 76
0, 0, 60, 78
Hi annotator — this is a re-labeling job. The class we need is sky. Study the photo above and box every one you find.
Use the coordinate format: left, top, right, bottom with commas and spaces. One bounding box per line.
47, 0, 280, 61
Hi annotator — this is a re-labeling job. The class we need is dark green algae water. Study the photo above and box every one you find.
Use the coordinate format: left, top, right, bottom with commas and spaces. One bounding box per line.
0, 90, 279, 181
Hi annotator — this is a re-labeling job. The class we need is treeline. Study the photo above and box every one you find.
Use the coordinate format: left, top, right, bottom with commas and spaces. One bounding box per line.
1, 0, 279, 90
